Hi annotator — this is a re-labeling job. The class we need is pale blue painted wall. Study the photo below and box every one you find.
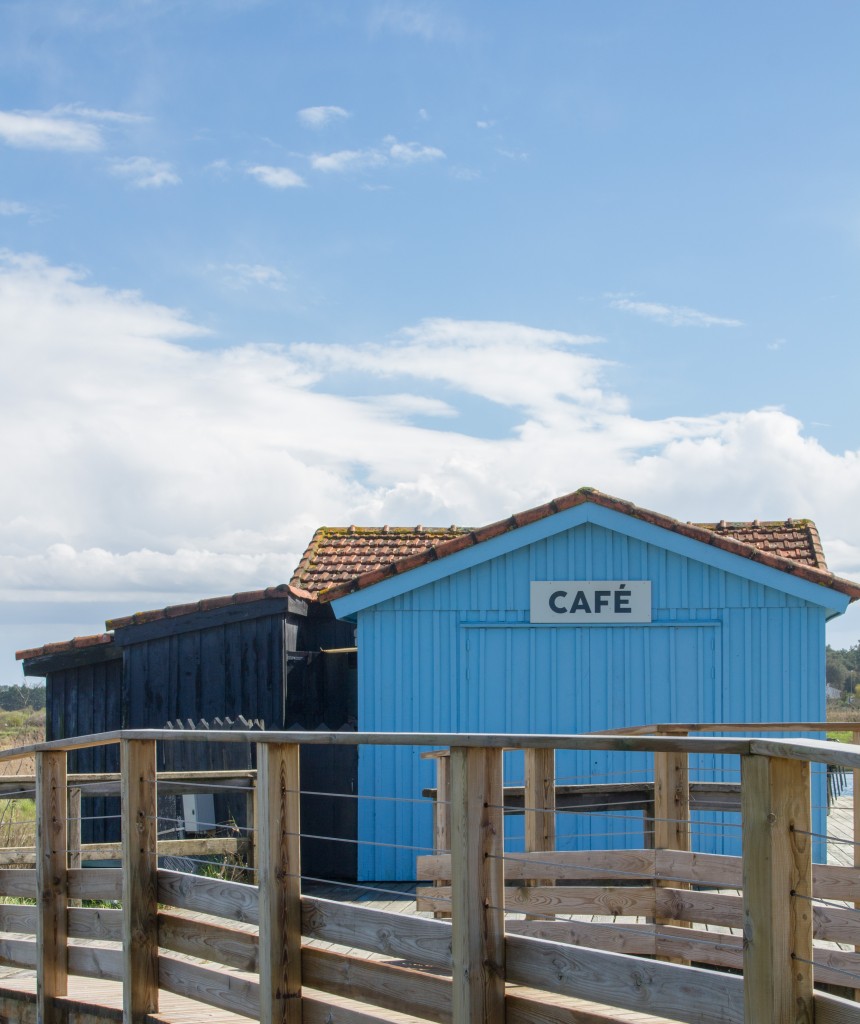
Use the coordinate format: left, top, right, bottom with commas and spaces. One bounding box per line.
343, 519, 830, 879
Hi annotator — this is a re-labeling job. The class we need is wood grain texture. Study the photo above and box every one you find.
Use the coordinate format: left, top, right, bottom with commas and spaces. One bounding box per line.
157, 910, 259, 973
506, 932, 744, 1024
121, 738, 159, 1020
816, 991, 860, 1024
36, 748, 68, 1024
449, 745, 505, 1024
302, 895, 452, 970
741, 754, 813, 1024
303, 946, 452, 1024
157, 868, 260, 925
524, 747, 556, 890
256, 741, 302, 1024
158, 956, 259, 1019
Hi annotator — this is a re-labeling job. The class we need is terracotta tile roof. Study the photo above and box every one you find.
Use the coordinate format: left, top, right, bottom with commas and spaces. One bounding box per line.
307, 487, 860, 605
16, 633, 114, 662
291, 526, 471, 593
104, 582, 313, 631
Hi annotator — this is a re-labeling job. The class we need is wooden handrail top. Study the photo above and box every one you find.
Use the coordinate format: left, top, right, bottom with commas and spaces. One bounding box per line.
2, 727, 860, 767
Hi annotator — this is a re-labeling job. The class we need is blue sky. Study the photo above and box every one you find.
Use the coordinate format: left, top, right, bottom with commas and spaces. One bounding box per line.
3, 0, 860, 680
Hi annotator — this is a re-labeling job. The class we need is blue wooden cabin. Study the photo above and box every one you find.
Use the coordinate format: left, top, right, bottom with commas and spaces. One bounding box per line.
310, 488, 860, 879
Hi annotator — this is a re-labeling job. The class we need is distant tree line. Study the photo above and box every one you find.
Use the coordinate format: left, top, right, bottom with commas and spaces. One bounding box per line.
0, 684, 46, 711
826, 643, 860, 697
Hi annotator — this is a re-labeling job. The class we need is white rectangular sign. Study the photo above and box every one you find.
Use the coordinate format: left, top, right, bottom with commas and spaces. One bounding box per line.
530, 581, 651, 624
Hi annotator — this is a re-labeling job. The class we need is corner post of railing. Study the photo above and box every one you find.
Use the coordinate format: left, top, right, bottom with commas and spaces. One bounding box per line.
121, 738, 159, 1022
653, 734, 691, 961
450, 743, 505, 1024
68, 785, 82, 908
257, 739, 302, 1024
433, 750, 452, 919
741, 750, 813, 1023
36, 747, 68, 1024
524, 746, 555, 888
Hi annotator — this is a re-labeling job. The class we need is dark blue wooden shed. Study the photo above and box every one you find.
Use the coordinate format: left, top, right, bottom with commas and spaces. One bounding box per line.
302, 488, 860, 879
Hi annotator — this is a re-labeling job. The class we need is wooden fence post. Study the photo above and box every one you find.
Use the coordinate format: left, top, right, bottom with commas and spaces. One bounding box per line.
450, 744, 505, 1024
257, 741, 302, 1024
524, 747, 555, 890
654, 747, 691, 960
433, 751, 452, 919
68, 785, 82, 908
741, 753, 813, 1023
36, 749, 68, 1024
122, 738, 159, 1022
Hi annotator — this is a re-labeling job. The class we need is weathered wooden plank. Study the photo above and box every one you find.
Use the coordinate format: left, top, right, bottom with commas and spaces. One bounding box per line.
256, 741, 302, 1024
0, 936, 37, 969
158, 955, 259, 1019
506, 933, 744, 1024
449, 745, 504, 1024
741, 754, 813, 1024
0, 836, 243, 868
68, 944, 123, 982
36, 748, 68, 1024
157, 869, 260, 925
524, 747, 556, 890
301, 896, 452, 970
654, 849, 742, 887
157, 910, 258, 973
301, 992, 431, 1024
506, 918, 656, 956
67, 906, 122, 942
68, 867, 122, 902
0, 902, 37, 934
817, 992, 860, 1024
0, 867, 36, 898
121, 738, 159, 1020
303, 947, 451, 1024
417, 884, 657, 918
506, 988, 680, 1024
417, 848, 656, 883
653, 748, 690, 961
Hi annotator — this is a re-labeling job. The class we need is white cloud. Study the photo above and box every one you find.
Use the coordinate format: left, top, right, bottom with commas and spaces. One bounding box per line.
247, 164, 306, 188
476, 120, 495, 130
609, 296, 744, 328
310, 138, 444, 174
369, 2, 462, 41
310, 148, 386, 173
768, 338, 786, 351
0, 201, 28, 216
0, 110, 102, 151
48, 103, 150, 125
4, 252, 860, 661
387, 138, 445, 163
297, 105, 350, 129
220, 263, 289, 291
108, 156, 180, 188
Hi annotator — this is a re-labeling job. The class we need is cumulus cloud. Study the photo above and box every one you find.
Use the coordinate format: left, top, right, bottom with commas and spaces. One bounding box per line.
387, 138, 444, 163
219, 263, 290, 291
298, 105, 350, 128
609, 296, 744, 328
109, 156, 180, 188
311, 137, 444, 174
3, 251, 860, 656
0, 201, 28, 216
310, 148, 386, 173
247, 165, 306, 188
0, 110, 103, 151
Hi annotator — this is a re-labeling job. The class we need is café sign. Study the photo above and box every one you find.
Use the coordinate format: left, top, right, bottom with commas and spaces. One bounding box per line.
530, 581, 651, 624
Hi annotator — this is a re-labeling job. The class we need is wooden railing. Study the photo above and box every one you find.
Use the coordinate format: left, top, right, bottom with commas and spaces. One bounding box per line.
0, 727, 859, 1023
